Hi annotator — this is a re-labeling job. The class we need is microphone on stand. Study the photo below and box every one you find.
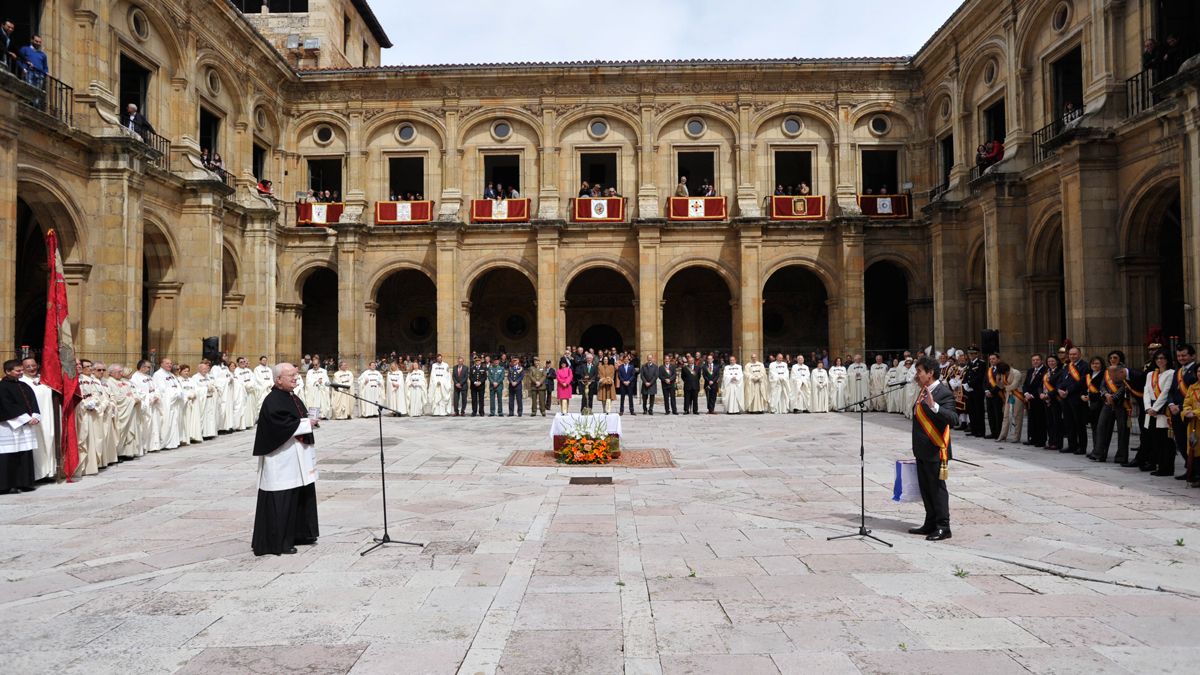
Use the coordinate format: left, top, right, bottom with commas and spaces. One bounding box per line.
326, 382, 351, 390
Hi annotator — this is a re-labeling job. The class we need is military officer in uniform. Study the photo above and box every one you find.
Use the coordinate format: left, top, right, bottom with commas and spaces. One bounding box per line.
487, 357, 506, 417
507, 357, 525, 417
469, 356, 487, 417
527, 359, 547, 417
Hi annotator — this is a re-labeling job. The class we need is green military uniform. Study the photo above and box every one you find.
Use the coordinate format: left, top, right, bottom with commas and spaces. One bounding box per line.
527, 363, 547, 416
487, 362, 506, 416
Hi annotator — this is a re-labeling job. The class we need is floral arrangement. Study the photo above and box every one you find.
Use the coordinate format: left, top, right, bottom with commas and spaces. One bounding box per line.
555, 415, 620, 465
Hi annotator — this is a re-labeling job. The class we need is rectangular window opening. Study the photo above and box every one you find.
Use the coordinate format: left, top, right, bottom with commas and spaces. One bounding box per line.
677, 151, 715, 194
307, 158, 343, 197
773, 151, 813, 195
939, 135, 954, 187
119, 54, 151, 116
483, 154, 520, 194
252, 143, 268, 181
388, 156, 425, 199
860, 149, 899, 194
983, 99, 1007, 144
1051, 46, 1084, 120
580, 153, 617, 193
199, 106, 222, 156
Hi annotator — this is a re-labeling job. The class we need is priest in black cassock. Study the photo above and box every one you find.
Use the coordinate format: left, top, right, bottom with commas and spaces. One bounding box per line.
252, 362, 320, 556
1, 359, 42, 493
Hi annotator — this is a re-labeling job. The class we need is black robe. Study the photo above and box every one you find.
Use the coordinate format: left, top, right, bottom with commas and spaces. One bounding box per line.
251, 387, 318, 555
0, 377, 39, 491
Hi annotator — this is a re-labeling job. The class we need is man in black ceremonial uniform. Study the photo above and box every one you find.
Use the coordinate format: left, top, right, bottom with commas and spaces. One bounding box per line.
252, 362, 319, 556
964, 347, 986, 437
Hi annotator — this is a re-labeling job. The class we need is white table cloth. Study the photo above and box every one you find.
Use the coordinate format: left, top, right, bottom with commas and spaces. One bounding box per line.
549, 413, 622, 441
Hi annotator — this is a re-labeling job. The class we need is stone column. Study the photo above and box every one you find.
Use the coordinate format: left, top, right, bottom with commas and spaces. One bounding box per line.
334, 222, 367, 365
438, 106, 463, 221
536, 224, 560, 358
833, 102, 859, 214
737, 222, 763, 359
275, 302, 303, 361
178, 183, 230, 362
636, 103, 659, 219
1058, 138, 1122, 352
239, 208, 279, 358
459, 301, 472, 358
735, 99, 760, 217
928, 205, 970, 350
978, 175, 1032, 353
341, 111, 368, 224
1177, 72, 1200, 351
637, 223, 662, 356
837, 217, 866, 354
435, 225, 461, 357
0, 89, 18, 347
363, 301, 378, 362
538, 105, 560, 219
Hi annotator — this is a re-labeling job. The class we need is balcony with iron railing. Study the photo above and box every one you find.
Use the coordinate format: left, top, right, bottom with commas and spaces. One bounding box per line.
4, 56, 73, 128
1126, 68, 1158, 118
1032, 105, 1083, 164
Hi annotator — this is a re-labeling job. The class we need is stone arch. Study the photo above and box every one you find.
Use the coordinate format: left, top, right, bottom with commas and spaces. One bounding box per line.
194, 52, 248, 119
221, 241, 240, 296
761, 256, 839, 298
142, 218, 178, 358
366, 261, 437, 301
1015, 0, 1075, 68
16, 166, 87, 258
375, 267, 437, 357
925, 81, 955, 135
965, 236, 988, 344
662, 264, 734, 354
661, 257, 737, 297
362, 109, 449, 148
653, 104, 740, 142
142, 214, 178, 283
564, 267, 637, 352
289, 259, 339, 303
461, 258, 538, 300
749, 102, 839, 139
865, 259, 911, 353
457, 106, 545, 147
469, 268, 537, 355
848, 101, 917, 133
761, 263, 832, 356
864, 253, 923, 295
959, 39, 1009, 110
1120, 172, 1182, 256
292, 112, 352, 153
555, 104, 643, 146
1117, 174, 1185, 347
560, 257, 639, 300
1025, 211, 1065, 347
300, 267, 339, 358
123, 0, 187, 76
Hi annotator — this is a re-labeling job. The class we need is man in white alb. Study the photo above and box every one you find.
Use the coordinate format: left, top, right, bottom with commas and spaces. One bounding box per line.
357, 362, 384, 417
20, 358, 56, 480
722, 356, 744, 414
790, 354, 810, 413
331, 361, 355, 420
869, 355, 889, 412
846, 354, 870, 412
768, 353, 792, 414
743, 354, 769, 413
152, 358, 185, 449
253, 356, 274, 422
234, 357, 256, 430
428, 355, 453, 417
130, 360, 162, 452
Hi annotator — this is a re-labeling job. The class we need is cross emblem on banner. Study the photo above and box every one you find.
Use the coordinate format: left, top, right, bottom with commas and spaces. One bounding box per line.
688, 199, 705, 217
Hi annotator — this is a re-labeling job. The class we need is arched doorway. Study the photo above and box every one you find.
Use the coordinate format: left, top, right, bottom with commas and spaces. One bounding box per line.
221, 246, 240, 355
662, 266, 732, 354
300, 268, 338, 358
762, 265, 829, 356
469, 268, 536, 356
376, 269, 437, 358
14, 198, 48, 352
865, 261, 910, 354
1028, 216, 1065, 351
966, 243, 987, 347
1124, 185, 1185, 346
565, 268, 635, 352
142, 222, 176, 359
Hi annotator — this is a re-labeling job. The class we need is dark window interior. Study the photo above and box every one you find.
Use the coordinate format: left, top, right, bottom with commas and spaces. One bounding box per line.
677, 151, 714, 187
774, 151, 813, 192
307, 158, 342, 195
119, 54, 151, 115
1051, 46, 1084, 118
580, 153, 617, 189
983, 99, 1006, 143
252, 143, 267, 181
199, 106, 221, 155
1, 0, 42, 51
484, 154, 520, 193
860, 149, 899, 193
940, 135, 954, 187
388, 156, 424, 198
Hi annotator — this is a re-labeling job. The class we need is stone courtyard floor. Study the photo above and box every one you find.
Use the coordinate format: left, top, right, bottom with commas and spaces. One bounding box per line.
4, 404, 1200, 674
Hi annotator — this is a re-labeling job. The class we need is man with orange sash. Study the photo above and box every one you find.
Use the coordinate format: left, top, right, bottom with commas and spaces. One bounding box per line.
908, 356, 958, 541
1181, 375, 1200, 488
1057, 346, 1090, 455
983, 353, 1003, 439
1092, 352, 1132, 464
1167, 344, 1197, 481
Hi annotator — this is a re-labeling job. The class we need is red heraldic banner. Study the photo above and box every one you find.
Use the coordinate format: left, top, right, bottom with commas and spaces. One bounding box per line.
296, 202, 345, 225
375, 200, 434, 225
667, 196, 727, 221
41, 229, 80, 480
571, 197, 625, 222
471, 198, 531, 223
857, 194, 911, 219
770, 196, 826, 220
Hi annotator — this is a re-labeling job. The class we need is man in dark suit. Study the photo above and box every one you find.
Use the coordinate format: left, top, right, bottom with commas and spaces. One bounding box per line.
617, 356, 637, 415
468, 356, 486, 417
1168, 344, 1196, 479
659, 356, 678, 415
639, 354, 659, 414
123, 103, 155, 138
1021, 353, 1046, 446
452, 357, 469, 417
701, 353, 721, 414
964, 348, 986, 437
1057, 346, 1089, 454
984, 354, 1003, 439
909, 355, 958, 541
576, 353, 598, 411
681, 356, 700, 415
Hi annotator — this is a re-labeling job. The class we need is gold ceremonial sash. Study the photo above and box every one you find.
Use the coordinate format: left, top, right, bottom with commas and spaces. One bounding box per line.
914, 398, 950, 464
1069, 362, 1082, 382
986, 367, 996, 388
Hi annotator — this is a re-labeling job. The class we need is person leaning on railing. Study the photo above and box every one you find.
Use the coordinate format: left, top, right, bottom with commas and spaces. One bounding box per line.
17, 34, 47, 89
1, 19, 16, 74
122, 103, 155, 140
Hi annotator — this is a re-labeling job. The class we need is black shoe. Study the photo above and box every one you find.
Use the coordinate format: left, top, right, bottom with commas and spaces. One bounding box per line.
1059, 448, 1074, 453
1175, 474, 1189, 480
926, 528, 952, 541
1119, 459, 1139, 467
16, 486, 36, 492
1073, 450, 1087, 455
1086, 455, 1098, 461
908, 525, 935, 535
1152, 469, 1174, 477
293, 538, 317, 546
1140, 464, 1155, 472
282, 547, 298, 555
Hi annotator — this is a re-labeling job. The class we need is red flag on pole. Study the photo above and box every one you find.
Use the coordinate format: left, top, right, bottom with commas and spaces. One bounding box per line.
41, 229, 80, 480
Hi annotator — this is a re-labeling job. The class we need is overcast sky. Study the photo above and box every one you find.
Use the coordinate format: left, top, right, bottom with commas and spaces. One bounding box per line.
374, 0, 964, 66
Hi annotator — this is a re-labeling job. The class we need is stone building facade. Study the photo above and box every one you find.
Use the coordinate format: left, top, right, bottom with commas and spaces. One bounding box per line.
2, 0, 1197, 368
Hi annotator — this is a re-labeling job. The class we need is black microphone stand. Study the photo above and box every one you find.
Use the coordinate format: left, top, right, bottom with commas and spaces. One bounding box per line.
324, 383, 424, 556
827, 380, 908, 547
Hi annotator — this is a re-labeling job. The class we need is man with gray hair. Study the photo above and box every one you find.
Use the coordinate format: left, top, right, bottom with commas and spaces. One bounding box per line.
252, 362, 320, 556
123, 102, 154, 139
106, 364, 142, 460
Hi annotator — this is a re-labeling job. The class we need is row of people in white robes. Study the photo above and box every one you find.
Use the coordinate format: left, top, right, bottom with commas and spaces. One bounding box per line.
302, 362, 458, 419
72, 358, 270, 478
721, 356, 883, 414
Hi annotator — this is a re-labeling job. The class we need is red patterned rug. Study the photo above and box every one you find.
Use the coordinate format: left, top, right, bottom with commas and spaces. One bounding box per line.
503, 449, 677, 468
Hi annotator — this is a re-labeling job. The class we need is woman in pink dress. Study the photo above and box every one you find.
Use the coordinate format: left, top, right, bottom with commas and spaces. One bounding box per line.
555, 358, 574, 414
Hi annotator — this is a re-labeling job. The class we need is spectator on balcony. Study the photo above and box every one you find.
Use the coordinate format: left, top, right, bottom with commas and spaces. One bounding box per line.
983, 140, 1004, 166
775, 185, 785, 196
2, 20, 15, 72
1142, 38, 1162, 78
255, 179, 274, 197
880, 184, 890, 195
605, 187, 619, 198
864, 187, 875, 195
798, 182, 811, 196
508, 185, 520, 199
303, 189, 315, 202
674, 176, 689, 197
484, 182, 498, 199
578, 181, 591, 198
17, 35, 47, 88
1061, 101, 1077, 124
123, 103, 154, 140
415, 193, 423, 200
200, 148, 211, 168
1162, 34, 1182, 77
211, 152, 227, 178
590, 184, 602, 198
331, 190, 340, 202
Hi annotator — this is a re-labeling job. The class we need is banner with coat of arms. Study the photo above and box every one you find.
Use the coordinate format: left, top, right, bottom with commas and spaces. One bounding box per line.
667, 196, 727, 221
769, 195, 826, 220
471, 198, 531, 223
296, 202, 345, 225
375, 200, 435, 224
857, 194, 911, 219
571, 197, 625, 222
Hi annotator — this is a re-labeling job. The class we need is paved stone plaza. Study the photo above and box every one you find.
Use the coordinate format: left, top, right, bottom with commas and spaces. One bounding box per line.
3, 407, 1200, 674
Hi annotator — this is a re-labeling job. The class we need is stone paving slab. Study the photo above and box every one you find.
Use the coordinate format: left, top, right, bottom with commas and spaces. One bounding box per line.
3, 409, 1200, 673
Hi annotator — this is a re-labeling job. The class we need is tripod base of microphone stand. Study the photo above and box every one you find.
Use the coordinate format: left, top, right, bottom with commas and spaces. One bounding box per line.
360, 532, 424, 556
828, 526, 893, 547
